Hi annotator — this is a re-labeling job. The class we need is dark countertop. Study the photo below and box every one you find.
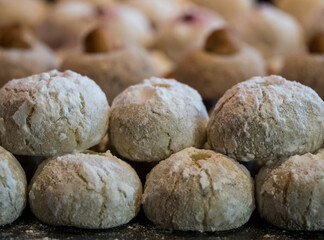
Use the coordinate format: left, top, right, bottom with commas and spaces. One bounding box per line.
1, 207, 323, 240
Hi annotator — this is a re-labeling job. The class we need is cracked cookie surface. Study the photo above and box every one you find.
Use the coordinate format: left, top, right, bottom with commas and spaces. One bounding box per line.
0, 146, 27, 226
142, 147, 255, 232
28, 151, 142, 229
207, 75, 324, 162
256, 149, 324, 230
0, 70, 109, 156
108, 77, 209, 162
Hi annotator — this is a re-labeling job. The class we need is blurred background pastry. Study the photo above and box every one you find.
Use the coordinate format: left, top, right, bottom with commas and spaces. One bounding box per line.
61, 27, 157, 103
175, 28, 266, 100
233, 3, 304, 74
156, 6, 226, 62
0, 25, 59, 87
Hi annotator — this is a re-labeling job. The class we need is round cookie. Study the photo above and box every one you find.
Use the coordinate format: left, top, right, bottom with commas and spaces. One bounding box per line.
37, 0, 97, 50
108, 77, 209, 162
234, 4, 304, 61
61, 28, 157, 104
280, 51, 324, 99
156, 6, 225, 62
256, 149, 324, 230
0, 146, 27, 226
190, 0, 254, 22
175, 28, 266, 100
0, 25, 59, 87
124, 0, 184, 28
28, 151, 142, 229
275, 0, 324, 24
98, 4, 154, 47
0, 70, 109, 156
142, 147, 255, 232
0, 0, 47, 28
207, 75, 324, 162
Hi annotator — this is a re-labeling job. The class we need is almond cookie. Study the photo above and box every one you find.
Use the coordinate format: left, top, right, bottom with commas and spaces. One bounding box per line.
0, 146, 27, 226
142, 147, 255, 232
108, 77, 209, 162
0, 70, 109, 156
207, 75, 324, 162
0, 25, 59, 87
256, 149, 324, 230
61, 28, 157, 103
175, 28, 266, 100
28, 151, 142, 229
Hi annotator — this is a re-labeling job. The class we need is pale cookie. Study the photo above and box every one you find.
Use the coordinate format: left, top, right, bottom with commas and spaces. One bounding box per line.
142, 147, 255, 232
256, 149, 324, 230
28, 151, 142, 229
0, 146, 27, 226
108, 77, 209, 162
207, 75, 324, 162
0, 70, 109, 156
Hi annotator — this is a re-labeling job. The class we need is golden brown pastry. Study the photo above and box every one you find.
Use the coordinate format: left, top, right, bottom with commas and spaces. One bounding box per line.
61, 28, 157, 103
175, 28, 266, 100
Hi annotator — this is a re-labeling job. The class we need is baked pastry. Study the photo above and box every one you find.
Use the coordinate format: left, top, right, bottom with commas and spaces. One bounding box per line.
0, 146, 27, 226
108, 77, 209, 162
142, 147, 255, 232
0, 70, 109, 156
98, 4, 154, 47
256, 149, 324, 230
280, 35, 324, 99
28, 151, 142, 229
61, 28, 157, 103
124, 0, 184, 28
275, 0, 324, 24
303, 7, 324, 43
148, 49, 174, 77
37, 0, 97, 49
0, 0, 47, 29
0, 25, 59, 87
234, 4, 304, 69
156, 6, 225, 62
207, 75, 324, 162
190, 0, 254, 22
175, 28, 266, 100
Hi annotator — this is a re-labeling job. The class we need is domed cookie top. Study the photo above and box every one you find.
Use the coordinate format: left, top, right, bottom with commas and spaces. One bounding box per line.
0, 70, 109, 156
0, 146, 27, 226
256, 149, 324, 230
142, 147, 255, 232
207, 75, 324, 162
28, 151, 142, 229
109, 77, 209, 162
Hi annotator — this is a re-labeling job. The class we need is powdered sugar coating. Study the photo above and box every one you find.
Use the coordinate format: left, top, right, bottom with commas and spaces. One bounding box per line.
109, 77, 209, 162
0, 70, 109, 156
142, 147, 255, 232
0, 146, 27, 226
28, 151, 142, 229
256, 149, 324, 230
207, 75, 324, 162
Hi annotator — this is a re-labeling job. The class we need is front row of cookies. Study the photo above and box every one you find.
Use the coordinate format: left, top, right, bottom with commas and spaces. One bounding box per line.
0, 70, 323, 231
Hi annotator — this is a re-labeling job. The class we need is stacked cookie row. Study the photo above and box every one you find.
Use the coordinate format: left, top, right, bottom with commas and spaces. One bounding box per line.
1, 0, 324, 104
0, 70, 323, 232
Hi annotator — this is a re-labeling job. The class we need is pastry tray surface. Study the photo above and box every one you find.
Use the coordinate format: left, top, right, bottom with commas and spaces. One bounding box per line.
1, 207, 323, 240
